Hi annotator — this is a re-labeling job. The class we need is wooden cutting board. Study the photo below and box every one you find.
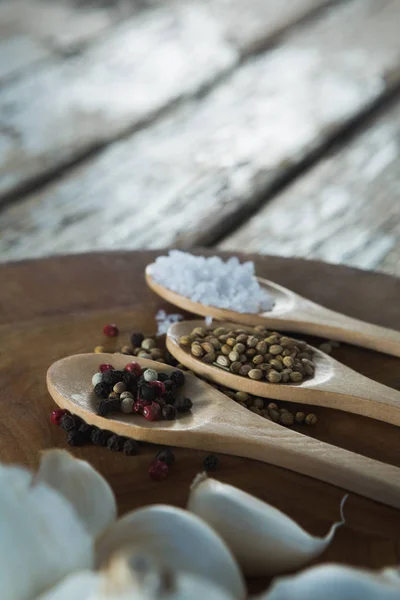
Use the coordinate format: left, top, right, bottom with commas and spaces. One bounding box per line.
1, 250, 399, 591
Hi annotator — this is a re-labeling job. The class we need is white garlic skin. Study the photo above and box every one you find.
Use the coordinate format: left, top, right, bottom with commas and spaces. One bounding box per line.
255, 564, 400, 600
96, 504, 246, 599
100, 550, 237, 600
37, 571, 100, 600
0, 464, 93, 600
37, 449, 117, 538
187, 474, 346, 577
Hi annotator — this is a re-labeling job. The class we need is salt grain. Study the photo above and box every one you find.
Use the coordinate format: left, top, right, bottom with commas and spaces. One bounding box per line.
155, 309, 184, 335
149, 251, 274, 313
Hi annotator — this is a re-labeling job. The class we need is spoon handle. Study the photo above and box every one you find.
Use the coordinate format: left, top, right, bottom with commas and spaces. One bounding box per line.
282, 293, 400, 358
206, 415, 400, 509
313, 368, 400, 427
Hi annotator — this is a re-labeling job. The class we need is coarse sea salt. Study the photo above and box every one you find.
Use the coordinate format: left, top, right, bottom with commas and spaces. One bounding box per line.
155, 309, 184, 335
149, 251, 275, 314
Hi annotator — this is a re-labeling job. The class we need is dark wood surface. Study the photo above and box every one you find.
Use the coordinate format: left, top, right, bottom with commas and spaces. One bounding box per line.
1, 0, 400, 276
1, 250, 400, 592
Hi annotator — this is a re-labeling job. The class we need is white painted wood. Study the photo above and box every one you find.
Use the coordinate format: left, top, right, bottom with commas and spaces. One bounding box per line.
221, 100, 400, 277
1, 0, 400, 265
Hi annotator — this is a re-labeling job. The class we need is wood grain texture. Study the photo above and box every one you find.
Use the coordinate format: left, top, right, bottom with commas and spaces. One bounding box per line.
206, 0, 334, 55
2, 0, 400, 260
0, 0, 331, 202
167, 320, 400, 428
0, 0, 328, 82
0, 1, 237, 201
221, 98, 400, 276
146, 270, 400, 357
48, 352, 400, 509
1, 250, 400, 585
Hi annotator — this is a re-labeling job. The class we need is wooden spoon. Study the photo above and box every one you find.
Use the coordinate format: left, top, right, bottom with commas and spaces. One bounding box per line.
47, 352, 400, 509
145, 267, 400, 357
166, 320, 400, 427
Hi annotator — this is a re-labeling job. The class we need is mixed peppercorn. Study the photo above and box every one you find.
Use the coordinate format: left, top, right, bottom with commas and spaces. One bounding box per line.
50, 323, 323, 481
92, 362, 191, 422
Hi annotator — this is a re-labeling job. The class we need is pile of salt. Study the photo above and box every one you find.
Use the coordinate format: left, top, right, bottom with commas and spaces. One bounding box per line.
148, 251, 274, 314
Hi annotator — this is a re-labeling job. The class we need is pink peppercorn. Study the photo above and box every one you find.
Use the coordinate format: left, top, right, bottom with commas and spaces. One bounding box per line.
148, 380, 165, 397
125, 361, 142, 376
50, 409, 68, 425
103, 324, 119, 337
143, 402, 162, 421
99, 363, 114, 373
149, 460, 169, 481
133, 399, 150, 415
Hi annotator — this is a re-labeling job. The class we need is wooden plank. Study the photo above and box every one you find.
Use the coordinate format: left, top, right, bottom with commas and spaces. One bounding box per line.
0, 0, 332, 201
220, 99, 400, 277
0, 0, 114, 52
208, 0, 334, 55
0, 1, 237, 201
1, 0, 400, 262
0, 0, 330, 84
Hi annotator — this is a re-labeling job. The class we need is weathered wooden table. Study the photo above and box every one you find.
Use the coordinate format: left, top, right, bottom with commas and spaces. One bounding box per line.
1, 0, 400, 273
1, 250, 400, 594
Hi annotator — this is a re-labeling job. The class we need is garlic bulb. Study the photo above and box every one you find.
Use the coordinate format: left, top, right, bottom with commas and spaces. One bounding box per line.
0, 464, 93, 600
37, 572, 100, 599
187, 473, 347, 577
37, 449, 117, 537
255, 564, 400, 599
101, 551, 237, 600
96, 504, 246, 599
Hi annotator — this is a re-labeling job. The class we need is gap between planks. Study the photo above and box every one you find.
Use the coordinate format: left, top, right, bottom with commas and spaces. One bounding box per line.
0, 0, 335, 204
219, 92, 400, 277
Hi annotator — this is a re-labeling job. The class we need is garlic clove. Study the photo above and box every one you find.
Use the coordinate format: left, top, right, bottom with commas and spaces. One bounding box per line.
37, 571, 101, 600
187, 473, 347, 577
0, 464, 93, 600
101, 550, 237, 600
37, 449, 117, 537
254, 563, 400, 600
96, 504, 246, 599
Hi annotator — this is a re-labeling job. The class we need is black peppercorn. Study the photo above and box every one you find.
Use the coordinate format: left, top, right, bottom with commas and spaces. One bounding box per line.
163, 380, 177, 393
111, 370, 125, 384
156, 447, 175, 465
94, 382, 111, 399
162, 404, 177, 420
175, 397, 193, 412
157, 373, 169, 382
163, 391, 176, 405
131, 332, 145, 347
78, 422, 93, 442
97, 400, 108, 417
60, 413, 78, 432
67, 430, 85, 446
123, 439, 139, 456
153, 397, 166, 407
203, 454, 219, 471
122, 372, 138, 393
139, 383, 157, 402
91, 428, 112, 446
107, 434, 125, 452
165, 350, 178, 366
108, 398, 122, 412
170, 370, 185, 387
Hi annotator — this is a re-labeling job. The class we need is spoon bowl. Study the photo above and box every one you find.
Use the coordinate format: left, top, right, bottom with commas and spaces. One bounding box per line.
167, 320, 400, 427
145, 266, 400, 357
47, 352, 400, 509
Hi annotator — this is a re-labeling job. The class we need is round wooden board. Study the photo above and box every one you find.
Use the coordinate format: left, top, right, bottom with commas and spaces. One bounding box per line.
1, 250, 400, 593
